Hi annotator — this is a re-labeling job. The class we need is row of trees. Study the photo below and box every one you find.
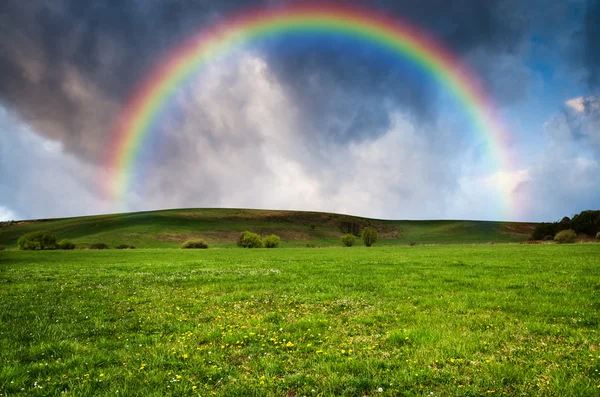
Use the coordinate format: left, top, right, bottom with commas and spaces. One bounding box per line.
341, 227, 378, 247
18, 231, 75, 250
531, 210, 600, 242
236, 231, 281, 248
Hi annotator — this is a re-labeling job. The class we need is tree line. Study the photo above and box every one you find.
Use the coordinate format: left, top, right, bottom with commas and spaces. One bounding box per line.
531, 210, 600, 242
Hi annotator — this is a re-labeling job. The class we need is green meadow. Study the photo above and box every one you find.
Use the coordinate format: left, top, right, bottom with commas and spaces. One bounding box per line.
1, 244, 599, 396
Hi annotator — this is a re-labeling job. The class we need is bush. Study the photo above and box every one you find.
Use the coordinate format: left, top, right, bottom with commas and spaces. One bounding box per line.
263, 234, 281, 248
17, 230, 57, 250
542, 235, 554, 241
361, 227, 378, 247
596, 231, 600, 241
89, 243, 109, 250
57, 239, 76, 250
116, 244, 136, 249
554, 229, 577, 244
531, 222, 557, 240
238, 231, 263, 248
181, 239, 208, 249
340, 234, 355, 247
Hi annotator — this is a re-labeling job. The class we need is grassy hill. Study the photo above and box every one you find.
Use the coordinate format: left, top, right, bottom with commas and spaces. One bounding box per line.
0, 208, 536, 249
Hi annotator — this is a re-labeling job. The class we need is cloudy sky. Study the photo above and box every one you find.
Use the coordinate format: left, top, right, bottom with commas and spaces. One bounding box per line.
0, 0, 599, 222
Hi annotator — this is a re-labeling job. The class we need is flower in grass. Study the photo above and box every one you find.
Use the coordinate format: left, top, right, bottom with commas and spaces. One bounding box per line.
192, 386, 197, 390
377, 387, 383, 392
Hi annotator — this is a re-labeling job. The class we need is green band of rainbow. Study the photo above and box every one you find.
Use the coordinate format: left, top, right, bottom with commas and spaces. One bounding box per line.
106, 4, 513, 215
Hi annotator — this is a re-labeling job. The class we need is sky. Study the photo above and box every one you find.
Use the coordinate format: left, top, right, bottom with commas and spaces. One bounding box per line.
0, 0, 599, 222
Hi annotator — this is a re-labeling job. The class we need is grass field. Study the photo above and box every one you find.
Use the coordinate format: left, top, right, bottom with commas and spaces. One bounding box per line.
1, 244, 599, 396
0, 208, 537, 249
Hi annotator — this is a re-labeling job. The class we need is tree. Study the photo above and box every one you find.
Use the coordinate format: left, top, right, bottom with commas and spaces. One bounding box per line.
17, 230, 56, 250
554, 229, 577, 244
238, 231, 263, 248
341, 234, 355, 247
571, 210, 600, 236
263, 234, 281, 248
555, 216, 571, 232
361, 227, 378, 247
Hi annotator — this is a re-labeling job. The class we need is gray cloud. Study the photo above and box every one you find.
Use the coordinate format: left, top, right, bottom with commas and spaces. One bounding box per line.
0, 0, 594, 221
0, 109, 110, 219
584, 0, 600, 89
0, 0, 535, 163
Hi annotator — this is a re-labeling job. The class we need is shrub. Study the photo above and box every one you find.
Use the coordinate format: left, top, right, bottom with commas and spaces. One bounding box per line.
17, 230, 57, 250
341, 234, 355, 247
181, 239, 208, 249
89, 243, 109, 250
238, 231, 263, 248
361, 227, 378, 247
554, 229, 577, 244
542, 235, 554, 241
116, 244, 136, 249
596, 231, 600, 241
57, 239, 76, 250
263, 234, 281, 248
531, 222, 557, 240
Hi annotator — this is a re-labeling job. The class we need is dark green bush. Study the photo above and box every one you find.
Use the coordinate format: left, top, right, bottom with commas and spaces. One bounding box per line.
181, 239, 208, 249
531, 222, 558, 240
361, 227, 378, 247
262, 234, 280, 248
554, 229, 577, 244
340, 234, 355, 247
57, 239, 76, 250
238, 231, 263, 248
542, 235, 554, 242
17, 230, 57, 250
116, 244, 136, 249
89, 243, 109, 250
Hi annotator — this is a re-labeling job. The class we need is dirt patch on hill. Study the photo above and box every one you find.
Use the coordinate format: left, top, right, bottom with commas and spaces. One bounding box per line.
500, 223, 537, 237
172, 209, 400, 239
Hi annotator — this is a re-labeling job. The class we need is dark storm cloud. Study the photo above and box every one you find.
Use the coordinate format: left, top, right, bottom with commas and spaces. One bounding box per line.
583, 0, 600, 89
0, 0, 536, 163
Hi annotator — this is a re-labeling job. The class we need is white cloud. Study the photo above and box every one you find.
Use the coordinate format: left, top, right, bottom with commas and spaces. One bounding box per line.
121, 54, 513, 220
0, 206, 18, 221
566, 97, 585, 113
0, 108, 114, 219
510, 98, 600, 221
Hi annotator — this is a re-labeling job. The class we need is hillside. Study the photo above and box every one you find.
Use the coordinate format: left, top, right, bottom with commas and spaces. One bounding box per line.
0, 208, 536, 248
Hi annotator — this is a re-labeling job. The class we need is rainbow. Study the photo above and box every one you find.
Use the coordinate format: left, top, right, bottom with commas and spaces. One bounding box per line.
106, 3, 513, 215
